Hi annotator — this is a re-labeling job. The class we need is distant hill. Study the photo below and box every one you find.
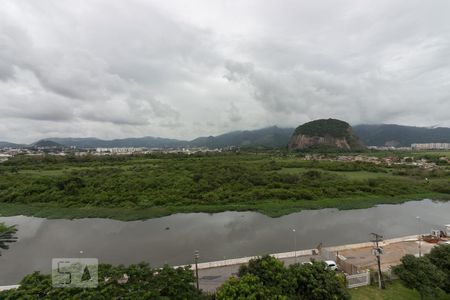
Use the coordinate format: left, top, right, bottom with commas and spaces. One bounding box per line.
48, 137, 187, 148
353, 124, 450, 147
189, 126, 294, 148
289, 119, 365, 151
3, 123, 449, 150
33, 140, 64, 148
0, 141, 24, 148
44, 127, 294, 149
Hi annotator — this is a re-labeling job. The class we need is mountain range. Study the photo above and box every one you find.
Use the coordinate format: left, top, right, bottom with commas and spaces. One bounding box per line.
353, 124, 450, 147
1, 124, 450, 149
45, 126, 294, 149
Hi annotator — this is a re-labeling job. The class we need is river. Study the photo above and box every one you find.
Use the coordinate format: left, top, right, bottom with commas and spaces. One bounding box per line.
0, 199, 449, 285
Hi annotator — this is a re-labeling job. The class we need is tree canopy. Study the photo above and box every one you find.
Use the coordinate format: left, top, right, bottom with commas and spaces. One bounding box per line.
0, 263, 207, 300
427, 244, 450, 293
218, 256, 349, 300
0, 222, 17, 256
394, 254, 446, 300
288, 262, 349, 300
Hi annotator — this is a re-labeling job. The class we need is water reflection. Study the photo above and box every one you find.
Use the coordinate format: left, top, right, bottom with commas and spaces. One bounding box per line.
0, 199, 449, 285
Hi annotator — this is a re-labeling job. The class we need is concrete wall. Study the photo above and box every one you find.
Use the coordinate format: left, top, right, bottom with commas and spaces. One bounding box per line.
184, 235, 419, 270
179, 249, 314, 270
0, 285, 19, 292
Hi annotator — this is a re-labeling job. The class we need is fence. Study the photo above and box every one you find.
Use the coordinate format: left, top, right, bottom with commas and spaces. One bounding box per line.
337, 257, 361, 275
370, 267, 398, 286
386, 267, 398, 280
321, 249, 361, 275
346, 272, 370, 288
320, 248, 336, 261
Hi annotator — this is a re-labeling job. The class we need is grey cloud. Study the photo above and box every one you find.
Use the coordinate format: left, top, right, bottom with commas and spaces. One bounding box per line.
1, 0, 450, 143
227, 103, 242, 123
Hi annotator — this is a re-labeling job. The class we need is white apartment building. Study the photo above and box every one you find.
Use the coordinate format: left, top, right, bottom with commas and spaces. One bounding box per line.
96, 147, 144, 154
411, 143, 450, 150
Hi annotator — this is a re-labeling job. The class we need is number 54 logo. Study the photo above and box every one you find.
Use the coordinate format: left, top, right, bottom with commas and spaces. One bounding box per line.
52, 258, 98, 288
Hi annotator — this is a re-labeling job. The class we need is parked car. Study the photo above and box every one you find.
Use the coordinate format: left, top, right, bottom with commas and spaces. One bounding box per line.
325, 260, 338, 271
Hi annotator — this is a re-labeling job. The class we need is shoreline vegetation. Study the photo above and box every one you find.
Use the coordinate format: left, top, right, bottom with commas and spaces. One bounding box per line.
0, 151, 449, 221
0, 194, 449, 221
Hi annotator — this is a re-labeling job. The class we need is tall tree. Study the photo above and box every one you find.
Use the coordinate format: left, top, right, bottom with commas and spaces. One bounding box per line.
427, 244, 450, 293
216, 274, 283, 300
394, 254, 446, 300
288, 261, 350, 300
238, 255, 293, 296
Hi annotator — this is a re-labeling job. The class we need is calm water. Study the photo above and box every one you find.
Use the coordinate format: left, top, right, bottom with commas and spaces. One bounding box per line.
0, 199, 449, 285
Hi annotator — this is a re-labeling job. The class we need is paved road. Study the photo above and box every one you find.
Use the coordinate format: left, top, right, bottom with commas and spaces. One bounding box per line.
198, 255, 323, 292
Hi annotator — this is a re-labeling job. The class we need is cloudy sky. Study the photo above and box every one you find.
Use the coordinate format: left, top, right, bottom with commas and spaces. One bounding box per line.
1, 0, 450, 143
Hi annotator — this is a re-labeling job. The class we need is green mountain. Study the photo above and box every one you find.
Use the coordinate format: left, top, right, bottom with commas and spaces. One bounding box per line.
0, 141, 23, 148
48, 137, 186, 149
289, 119, 365, 150
42, 127, 293, 149
33, 140, 64, 148
353, 124, 450, 147
189, 126, 293, 148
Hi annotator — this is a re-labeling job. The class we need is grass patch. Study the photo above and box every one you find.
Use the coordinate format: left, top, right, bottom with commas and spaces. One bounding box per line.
350, 281, 450, 300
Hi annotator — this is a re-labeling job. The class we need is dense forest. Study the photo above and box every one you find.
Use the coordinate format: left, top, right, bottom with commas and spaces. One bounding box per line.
0, 152, 449, 220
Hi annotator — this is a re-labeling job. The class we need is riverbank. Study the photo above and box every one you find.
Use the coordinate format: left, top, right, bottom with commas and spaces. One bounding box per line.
2, 200, 449, 286
0, 194, 449, 220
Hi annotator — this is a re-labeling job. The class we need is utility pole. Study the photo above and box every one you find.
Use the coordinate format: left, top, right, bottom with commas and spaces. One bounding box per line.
194, 250, 200, 291
371, 233, 385, 289
292, 229, 297, 263
416, 216, 422, 257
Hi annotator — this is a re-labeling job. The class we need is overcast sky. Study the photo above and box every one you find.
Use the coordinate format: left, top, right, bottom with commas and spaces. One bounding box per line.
1, 0, 450, 143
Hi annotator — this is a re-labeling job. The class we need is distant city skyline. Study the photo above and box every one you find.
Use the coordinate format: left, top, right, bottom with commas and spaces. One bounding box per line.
1, 0, 450, 143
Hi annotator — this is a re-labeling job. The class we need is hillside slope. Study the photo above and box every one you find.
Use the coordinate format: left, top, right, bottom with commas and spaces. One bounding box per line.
354, 124, 450, 147
189, 126, 293, 148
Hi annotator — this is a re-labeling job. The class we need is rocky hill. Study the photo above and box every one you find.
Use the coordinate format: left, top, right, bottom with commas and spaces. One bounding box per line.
288, 119, 365, 151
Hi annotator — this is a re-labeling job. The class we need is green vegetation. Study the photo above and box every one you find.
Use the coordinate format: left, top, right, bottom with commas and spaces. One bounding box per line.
0, 222, 17, 256
428, 244, 450, 293
294, 119, 352, 138
350, 281, 450, 300
217, 255, 349, 299
394, 255, 446, 300
0, 263, 210, 300
391, 244, 450, 300
0, 152, 449, 220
